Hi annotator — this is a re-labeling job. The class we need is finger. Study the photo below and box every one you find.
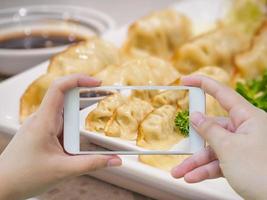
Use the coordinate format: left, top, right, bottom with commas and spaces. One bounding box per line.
39, 74, 101, 118
171, 146, 217, 178
181, 75, 249, 111
181, 75, 253, 127
184, 160, 222, 183
191, 112, 230, 155
64, 155, 122, 176
209, 117, 235, 132
209, 117, 228, 129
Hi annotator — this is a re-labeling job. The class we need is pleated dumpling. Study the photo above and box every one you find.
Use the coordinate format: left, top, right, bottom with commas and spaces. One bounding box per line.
85, 93, 126, 133
123, 9, 192, 59
235, 23, 267, 79
48, 38, 121, 76
20, 73, 58, 122
151, 90, 187, 108
137, 105, 184, 150
172, 28, 250, 74
139, 155, 190, 171
130, 90, 159, 102
95, 56, 180, 86
105, 98, 153, 140
192, 66, 230, 84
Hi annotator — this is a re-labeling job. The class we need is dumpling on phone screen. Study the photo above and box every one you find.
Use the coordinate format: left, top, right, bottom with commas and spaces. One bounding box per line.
151, 90, 187, 108
137, 105, 185, 150
105, 97, 153, 140
85, 93, 126, 133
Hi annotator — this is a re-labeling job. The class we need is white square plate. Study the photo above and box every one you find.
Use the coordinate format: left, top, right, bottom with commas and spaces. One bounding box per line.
0, 0, 241, 199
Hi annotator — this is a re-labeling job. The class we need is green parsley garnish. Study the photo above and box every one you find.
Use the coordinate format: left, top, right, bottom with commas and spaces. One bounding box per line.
175, 110, 189, 137
236, 71, 267, 112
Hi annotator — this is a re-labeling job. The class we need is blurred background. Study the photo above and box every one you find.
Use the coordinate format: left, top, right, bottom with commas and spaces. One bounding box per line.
0, 0, 176, 26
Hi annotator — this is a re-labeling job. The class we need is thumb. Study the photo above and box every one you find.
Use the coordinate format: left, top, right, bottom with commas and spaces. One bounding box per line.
64, 155, 122, 176
191, 112, 230, 156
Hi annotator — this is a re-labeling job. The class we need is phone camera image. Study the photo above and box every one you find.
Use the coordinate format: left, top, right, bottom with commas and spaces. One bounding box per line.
64, 86, 205, 155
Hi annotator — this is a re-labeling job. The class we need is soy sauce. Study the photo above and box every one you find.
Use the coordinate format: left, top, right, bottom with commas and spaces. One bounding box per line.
80, 90, 114, 98
0, 32, 85, 49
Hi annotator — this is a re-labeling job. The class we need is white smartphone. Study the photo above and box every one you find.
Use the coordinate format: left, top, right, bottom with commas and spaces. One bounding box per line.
64, 86, 205, 155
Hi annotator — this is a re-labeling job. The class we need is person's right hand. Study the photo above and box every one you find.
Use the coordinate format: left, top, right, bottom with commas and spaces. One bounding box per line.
171, 75, 267, 200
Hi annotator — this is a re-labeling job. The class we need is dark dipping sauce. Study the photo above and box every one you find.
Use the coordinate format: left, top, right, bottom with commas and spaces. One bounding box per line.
80, 90, 114, 98
0, 32, 85, 49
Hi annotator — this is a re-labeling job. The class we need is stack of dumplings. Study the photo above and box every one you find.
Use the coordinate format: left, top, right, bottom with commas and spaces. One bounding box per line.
20, 1, 267, 171
85, 90, 190, 171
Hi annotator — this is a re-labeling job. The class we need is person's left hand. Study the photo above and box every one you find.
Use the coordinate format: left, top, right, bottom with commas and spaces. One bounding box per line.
0, 74, 122, 200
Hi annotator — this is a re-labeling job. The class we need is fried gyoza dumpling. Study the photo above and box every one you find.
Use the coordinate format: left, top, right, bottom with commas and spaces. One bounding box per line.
137, 105, 184, 150
193, 66, 231, 84
235, 22, 267, 79
130, 90, 159, 102
139, 155, 190, 171
224, 0, 266, 36
85, 93, 126, 133
137, 105, 188, 170
123, 9, 192, 59
151, 90, 187, 108
193, 66, 230, 116
172, 28, 250, 74
48, 38, 121, 76
95, 56, 180, 86
20, 74, 58, 122
105, 98, 153, 140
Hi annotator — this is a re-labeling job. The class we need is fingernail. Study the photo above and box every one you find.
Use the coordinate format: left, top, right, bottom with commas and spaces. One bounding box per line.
91, 78, 101, 84
171, 167, 177, 177
191, 112, 205, 127
82, 76, 101, 83
107, 158, 122, 167
171, 166, 182, 178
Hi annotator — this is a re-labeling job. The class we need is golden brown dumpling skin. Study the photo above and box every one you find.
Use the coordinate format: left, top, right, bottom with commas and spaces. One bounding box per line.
20, 74, 58, 122
137, 105, 184, 150
123, 9, 192, 59
105, 98, 153, 140
235, 22, 267, 79
95, 56, 180, 86
85, 93, 126, 133
139, 155, 190, 171
20, 39, 121, 122
130, 90, 159, 102
48, 38, 121, 76
152, 90, 187, 108
173, 28, 250, 74
192, 66, 231, 84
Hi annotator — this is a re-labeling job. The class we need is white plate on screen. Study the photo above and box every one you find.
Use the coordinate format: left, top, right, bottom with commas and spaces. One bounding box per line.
0, 0, 242, 199
79, 96, 191, 154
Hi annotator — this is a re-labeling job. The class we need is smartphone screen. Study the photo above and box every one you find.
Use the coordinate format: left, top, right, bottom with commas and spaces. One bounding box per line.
64, 86, 205, 155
